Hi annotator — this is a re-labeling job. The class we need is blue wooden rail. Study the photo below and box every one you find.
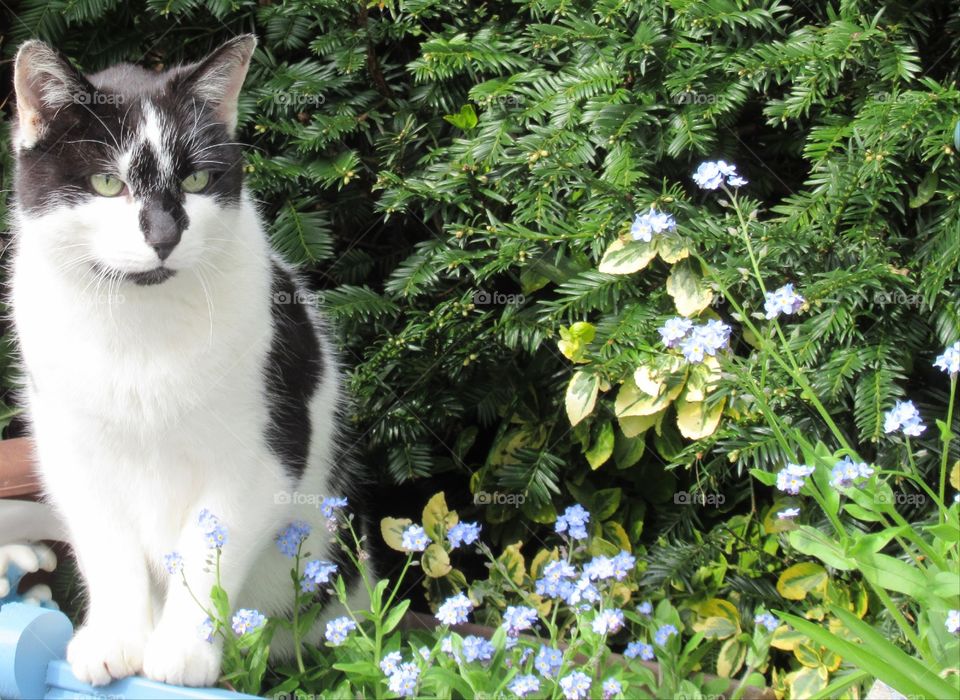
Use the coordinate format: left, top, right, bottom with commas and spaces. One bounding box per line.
0, 603, 259, 699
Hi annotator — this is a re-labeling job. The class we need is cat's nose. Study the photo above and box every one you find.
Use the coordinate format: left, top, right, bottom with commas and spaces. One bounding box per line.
142, 205, 184, 261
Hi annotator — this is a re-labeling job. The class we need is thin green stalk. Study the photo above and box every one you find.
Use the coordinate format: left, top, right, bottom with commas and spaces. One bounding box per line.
939, 375, 957, 524
867, 581, 934, 666
291, 546, 306, 674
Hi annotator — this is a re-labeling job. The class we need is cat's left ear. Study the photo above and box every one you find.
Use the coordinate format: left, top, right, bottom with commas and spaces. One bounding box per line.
179, 34, 257, 136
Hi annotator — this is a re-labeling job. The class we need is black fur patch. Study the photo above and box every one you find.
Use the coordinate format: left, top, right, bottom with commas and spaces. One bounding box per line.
265, 263, 324, 481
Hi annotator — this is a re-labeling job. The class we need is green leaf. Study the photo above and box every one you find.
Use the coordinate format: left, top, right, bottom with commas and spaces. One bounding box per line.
854, 551, 928, 598
788, 526, 854, 570
776, 562, 828, 600
585, 421, 615, 469
382, 599, 411, 636
909, 171, 938, 208
443, 103, 478, 130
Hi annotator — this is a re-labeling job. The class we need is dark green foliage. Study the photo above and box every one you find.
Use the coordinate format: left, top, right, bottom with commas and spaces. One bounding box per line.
1, 0, 958, 605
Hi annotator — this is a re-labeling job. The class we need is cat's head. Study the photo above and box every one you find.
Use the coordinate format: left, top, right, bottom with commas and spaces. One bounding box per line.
11, 36, 256, 286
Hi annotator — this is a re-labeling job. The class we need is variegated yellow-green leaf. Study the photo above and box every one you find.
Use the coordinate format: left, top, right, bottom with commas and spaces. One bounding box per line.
771, 626, 807, 651
566, 370, 600, 426
777, 562, 828, 600
530, 548, 559, 581
381, 517, 414, 552
793, 643, 822, 668
683, 355, 721, 402
489, 426, 546, 466
422, 568, 467, 607
422, 492, 458, 542
633, 365, 662, 396
617, 410, 663, 438
615, 375, 684, 418
598, 238, 657, 275
497, 542, 526, 585
950, 460, 959, 489
585, 421, 615, 469
421, 543, 453, 577
666, 261, 713, 316
693, 615, 738, 639
693, 598, 740, 627
656, 233, 690, 263
717, 638, 747, 677
602, 521, 632, 551
787, 666, 828, 699
675, 394, 725, 440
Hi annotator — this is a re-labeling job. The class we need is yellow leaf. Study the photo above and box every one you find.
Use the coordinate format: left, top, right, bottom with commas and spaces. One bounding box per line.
777, 562, 828, 600
794, 643, 821, 668
616, 373, 684, 417
676, 393, 725, 440
381, 517, 414, 552
633, 365, 663, 396
693, 616, 738, 639
421, 543, 453, 577
598, 238, 657, 275
666, 261, 713, 316
617, 410, 664, 438
693, 598, 740, 626
950, 460, 959, 490
422, 492, 457, 542
602, 521, 632, 552
786, 666, 828, 699
771, 626, 807, 651
497, 542, 526, 585
566, 371, 600, 426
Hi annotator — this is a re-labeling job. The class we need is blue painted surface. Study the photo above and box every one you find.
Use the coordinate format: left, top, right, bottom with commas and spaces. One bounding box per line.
0, 603, 259, 699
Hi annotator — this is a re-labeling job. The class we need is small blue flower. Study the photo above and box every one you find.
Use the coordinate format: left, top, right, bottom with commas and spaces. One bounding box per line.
624, 641, 654, 660
693, 160, 743, 190
610, 551, 635, 580
830, 456, 874, 489
163, 551, 183, 575
559, 671, 592, 700
934, 342, 960, 375
204, 524, 228, 549
636, 601, 653, 616
509, 674, 541, 698
324, 616, 357, 646
591, 608, 625, 635
764, 283, 805, 319
659, 317, 694, 348
602, 678, 623, 699
883, 400, 926, 437
697, 320, 732, 354
440, 635, 460, 661
198, 616, 214, 643
563, 576, 601, 608
777, 507, 801, 520
447, 521, 482, 549
583, 555, 615, 581
231, 608, 266, 636
754, 612, 779, 632
197, 508, 220, 533
387, 662, 420, 697
379, 651, 403, 675
275, 521, 311, 558
534, 645, 563, 677
301, 559, 338, 592
630, 207, 677, 242
556, 504, 591, 540
502, 605, 538, 635
679, 333, 707, 363
947, 610, 959, 634
654, 624, 678, 646
436, 592, 473, 626
401, 524, 431, 552
775, 463, 815, 495
535, 560, 578, 598
321, 496, 348, 519
462, 635, 495, 663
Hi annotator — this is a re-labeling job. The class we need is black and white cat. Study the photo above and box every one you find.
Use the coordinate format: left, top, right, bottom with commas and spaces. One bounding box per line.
8, 36, 366, 686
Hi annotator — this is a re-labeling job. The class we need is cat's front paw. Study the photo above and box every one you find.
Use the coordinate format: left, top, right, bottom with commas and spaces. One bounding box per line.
142, 624, 222, 687
67, 623, 147, 686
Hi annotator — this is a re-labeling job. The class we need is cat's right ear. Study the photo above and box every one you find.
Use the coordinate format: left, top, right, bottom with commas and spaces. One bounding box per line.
13, 41, 87, 149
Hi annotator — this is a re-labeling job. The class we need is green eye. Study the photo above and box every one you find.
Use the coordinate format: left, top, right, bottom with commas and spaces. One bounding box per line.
182, 170, 211, 193
89, 174, 125, 197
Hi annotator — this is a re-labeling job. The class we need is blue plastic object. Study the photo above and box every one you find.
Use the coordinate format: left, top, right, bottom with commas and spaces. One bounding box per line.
0, 603, 259, 699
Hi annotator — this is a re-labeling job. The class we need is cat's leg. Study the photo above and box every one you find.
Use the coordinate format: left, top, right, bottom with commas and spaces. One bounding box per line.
42, 453, 155, 685
142, 482, 280, 687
